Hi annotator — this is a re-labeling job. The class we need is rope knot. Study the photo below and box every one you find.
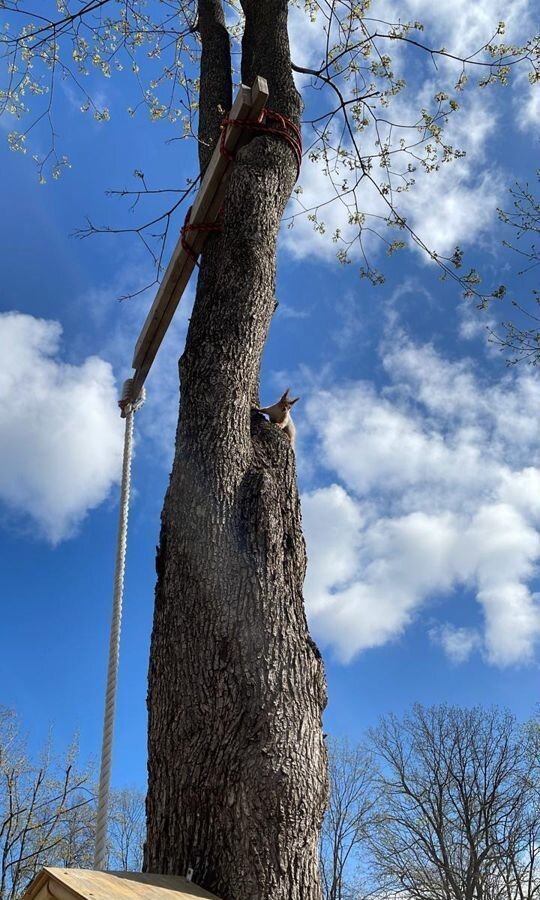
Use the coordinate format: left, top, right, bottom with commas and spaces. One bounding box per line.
118, 378, 146, 418
180, 205, 223, 267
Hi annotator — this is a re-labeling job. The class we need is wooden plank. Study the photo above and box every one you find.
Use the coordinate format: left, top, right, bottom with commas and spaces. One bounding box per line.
131, 76, 269, 398
131, 75, 268, 389
23, 868, 221, 900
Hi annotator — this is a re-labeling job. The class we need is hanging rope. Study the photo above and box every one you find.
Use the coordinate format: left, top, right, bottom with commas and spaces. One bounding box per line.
94, 378, 145, 871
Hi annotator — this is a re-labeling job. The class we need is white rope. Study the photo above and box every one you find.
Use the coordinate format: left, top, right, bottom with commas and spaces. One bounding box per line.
94, 379, 145, 871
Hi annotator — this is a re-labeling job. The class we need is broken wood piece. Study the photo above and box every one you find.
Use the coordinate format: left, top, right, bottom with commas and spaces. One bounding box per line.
131, 76, 269, 399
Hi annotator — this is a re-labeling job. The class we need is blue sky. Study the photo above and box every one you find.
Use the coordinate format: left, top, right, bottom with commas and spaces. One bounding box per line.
1, 0, 539, 790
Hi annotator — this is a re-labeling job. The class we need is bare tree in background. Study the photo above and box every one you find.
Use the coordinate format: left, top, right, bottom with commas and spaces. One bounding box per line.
0, 708, 93, 900
0, 707, 148, 897
53, 796, 95, 871
107, 788, 145, 872
368, 704, 540, 900
2, 696, 540, 900
320, 739, 379, 900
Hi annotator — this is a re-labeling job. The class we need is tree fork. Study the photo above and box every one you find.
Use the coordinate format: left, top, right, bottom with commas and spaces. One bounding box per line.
145, 1, 328, 898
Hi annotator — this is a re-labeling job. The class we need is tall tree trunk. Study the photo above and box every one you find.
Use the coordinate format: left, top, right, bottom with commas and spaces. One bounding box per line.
145, 2, 328, 898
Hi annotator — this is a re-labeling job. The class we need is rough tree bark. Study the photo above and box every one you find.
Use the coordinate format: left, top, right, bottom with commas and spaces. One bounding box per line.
145, 2, 329, 898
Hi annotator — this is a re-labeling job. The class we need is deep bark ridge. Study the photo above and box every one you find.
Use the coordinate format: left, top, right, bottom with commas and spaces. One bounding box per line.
145, 2, 329, 898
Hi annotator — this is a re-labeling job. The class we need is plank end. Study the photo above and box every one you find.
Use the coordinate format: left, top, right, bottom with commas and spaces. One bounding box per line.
251, 75, 269, 107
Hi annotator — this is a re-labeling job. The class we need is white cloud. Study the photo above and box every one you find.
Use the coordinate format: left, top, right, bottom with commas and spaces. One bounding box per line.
399, 0, 532, 58
288, 3, 326, 73
301, 336, 540, 666
458, 300, 497, 343
430, 624, 481, 663
516, 74, 540, 132
399, 158, 504, 257
284, 89, 504, 264
285, 0, 534, 264
290, 0, 534, 84
382, 92, 504, 257
0, 312, 124, 543
522, 88, 540, 131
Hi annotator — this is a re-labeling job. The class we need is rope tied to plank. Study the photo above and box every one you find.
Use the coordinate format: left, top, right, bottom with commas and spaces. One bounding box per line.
219, 108, 303, 181
179, 107, 302, 268
180, 205, 223, 266
94, 378, 145, 871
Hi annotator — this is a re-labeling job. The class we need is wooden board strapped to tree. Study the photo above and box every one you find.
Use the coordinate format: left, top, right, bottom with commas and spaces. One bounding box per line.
22, 868, 221, 900
130, 75, 270, 400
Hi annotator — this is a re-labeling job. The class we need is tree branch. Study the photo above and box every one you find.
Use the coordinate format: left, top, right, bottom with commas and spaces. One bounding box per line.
197, 0, 232, 173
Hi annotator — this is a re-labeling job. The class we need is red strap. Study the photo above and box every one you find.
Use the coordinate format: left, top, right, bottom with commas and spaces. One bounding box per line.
219, 108, 302, 180
180, 205, 223, 266
180, 108, 302, 267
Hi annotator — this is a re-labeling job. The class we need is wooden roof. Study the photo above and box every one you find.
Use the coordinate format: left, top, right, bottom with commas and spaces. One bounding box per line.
22, 868, 221, 900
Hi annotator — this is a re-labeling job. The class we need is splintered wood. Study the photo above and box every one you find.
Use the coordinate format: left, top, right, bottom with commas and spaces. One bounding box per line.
22, 868, 221, 900
131, 76, 270, 399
